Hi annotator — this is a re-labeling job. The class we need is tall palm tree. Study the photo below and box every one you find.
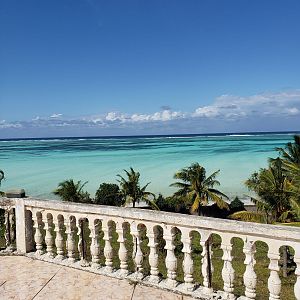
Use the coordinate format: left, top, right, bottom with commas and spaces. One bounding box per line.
170, 163, 229, 215
117, 167, 158, 209
284, 161, 300, 219
277, 135, 300, 164
53, 179, 91, 203
277, 135, 300, 219
231, 158, 292, 223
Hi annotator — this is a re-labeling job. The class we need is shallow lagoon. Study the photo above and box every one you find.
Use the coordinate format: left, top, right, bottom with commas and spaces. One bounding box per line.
0, 133, 297, 201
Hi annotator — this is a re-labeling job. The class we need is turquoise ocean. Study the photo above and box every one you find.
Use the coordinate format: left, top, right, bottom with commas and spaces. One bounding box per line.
0, 132, 298, 202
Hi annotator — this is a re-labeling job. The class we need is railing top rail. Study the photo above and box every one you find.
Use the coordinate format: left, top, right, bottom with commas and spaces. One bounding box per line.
1, 196, 300, 242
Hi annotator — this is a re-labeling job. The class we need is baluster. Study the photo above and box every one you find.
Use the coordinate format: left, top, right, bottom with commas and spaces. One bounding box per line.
89, 219, 101, 269
181, 229, 194, 291
164, 226, 177, 288
268, 246, 281, 300
200, 234, 213, 293
221, 234, 235, 299
131, 223, 144, 279
116, 222, 128, 276
77, 218, 89, 266
33, 211, 44, 256
103, 220, 114, 272
148, 225, 160, 283
54, 215, 65, 260
43, 213, 55, 258
294, 248, 300, 300
4, 209, 16, 251
66, 216, 77, 262
243, 240, 257, 299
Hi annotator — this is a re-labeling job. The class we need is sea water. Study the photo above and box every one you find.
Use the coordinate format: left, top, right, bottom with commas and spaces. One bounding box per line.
0, 132, 298, 201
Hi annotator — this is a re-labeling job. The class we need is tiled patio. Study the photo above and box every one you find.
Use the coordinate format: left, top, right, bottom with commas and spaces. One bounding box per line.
0, 256, 194, 300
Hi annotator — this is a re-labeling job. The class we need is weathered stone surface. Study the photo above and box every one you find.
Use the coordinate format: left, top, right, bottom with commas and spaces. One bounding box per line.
132, 285, 182, 300
0, 196, 300, 300
5, 189, 25, 198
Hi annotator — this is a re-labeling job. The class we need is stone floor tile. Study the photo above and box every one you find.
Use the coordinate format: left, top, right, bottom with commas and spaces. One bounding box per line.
87, 274, 134, 300
34, 266, 97, 300
132, 285, 183, 300
0, 256, 61, 300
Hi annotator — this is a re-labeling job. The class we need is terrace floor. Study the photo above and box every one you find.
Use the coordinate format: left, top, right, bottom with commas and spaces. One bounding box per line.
0, 256, 194, 300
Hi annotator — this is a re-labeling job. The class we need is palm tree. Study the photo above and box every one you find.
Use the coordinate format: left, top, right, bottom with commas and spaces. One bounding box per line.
230, 158, 292, 223
0, 169, 4, 196
54, 179, 91, 203
277, 135, 300, 164
284, 161, 300, 219
170, 163, 229, 215
278, 135, 300, 219
117, 167, 158, 209
0, 170, 4, 184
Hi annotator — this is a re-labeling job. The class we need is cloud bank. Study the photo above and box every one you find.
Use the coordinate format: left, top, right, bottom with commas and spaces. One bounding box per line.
1, 90, 300, 138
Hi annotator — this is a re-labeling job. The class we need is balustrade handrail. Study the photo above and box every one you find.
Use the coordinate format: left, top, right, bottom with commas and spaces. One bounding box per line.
1, 196, 300, 241
1, 196, 300, 300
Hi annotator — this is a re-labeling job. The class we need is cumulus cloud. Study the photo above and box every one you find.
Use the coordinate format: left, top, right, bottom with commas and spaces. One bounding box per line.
194, 91, 300, 119
1, 90, 299, 136
50, 113, 63, 118
0, 120, 23, 129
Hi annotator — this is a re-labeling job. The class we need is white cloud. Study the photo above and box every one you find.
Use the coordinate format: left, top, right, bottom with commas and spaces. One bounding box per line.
1, 90, 299, 135
0, 120, 23, 129
50, 113, 63, 119
194, 90, 300, 119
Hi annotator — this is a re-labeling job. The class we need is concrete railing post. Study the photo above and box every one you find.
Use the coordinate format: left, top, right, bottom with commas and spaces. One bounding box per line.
10, 190, 34, 253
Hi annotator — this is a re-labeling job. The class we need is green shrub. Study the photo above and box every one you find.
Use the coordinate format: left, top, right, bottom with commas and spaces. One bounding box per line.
94, 183, 123, 206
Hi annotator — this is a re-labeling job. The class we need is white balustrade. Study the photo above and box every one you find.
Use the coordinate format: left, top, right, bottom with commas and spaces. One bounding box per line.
294, 248, 300, 300
181, 228, 194, 291
131, 223, 144, 279
164, 226, 178, 288
200, 234, 214, 293
221, 234, 235, 299
53, 214, 65, 260
116, 221, 129, 276
243, 239, 257, 299
1, 196, 300, 300
147, 224, 160, 283
32, 210, 44, 256
43, 213, 55, 258
268, 247, 281, 300
102, 219, 114, 272
66, 215, 77, 262
89, 219, 101, 269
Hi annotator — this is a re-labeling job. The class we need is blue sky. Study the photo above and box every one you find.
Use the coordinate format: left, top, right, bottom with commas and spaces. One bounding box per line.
1, 0, 300, 138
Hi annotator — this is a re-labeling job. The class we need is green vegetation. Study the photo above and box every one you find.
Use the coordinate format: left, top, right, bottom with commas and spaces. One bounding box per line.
117, 167, 157, 209
53, 179, 91, 203
170, 162, 229, 215
94, 183, 123, 206
230, 135, 300, 224
0, 169, 4, 196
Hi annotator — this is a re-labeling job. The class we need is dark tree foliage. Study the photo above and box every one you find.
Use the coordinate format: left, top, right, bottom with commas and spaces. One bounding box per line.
229, 196, 245, 213
155, 194, 190, 214
94, 183, 123, 206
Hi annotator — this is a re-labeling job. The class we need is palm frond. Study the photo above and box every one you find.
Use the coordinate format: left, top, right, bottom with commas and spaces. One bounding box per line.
207, 190, 229, 210
229, 211, 266, 223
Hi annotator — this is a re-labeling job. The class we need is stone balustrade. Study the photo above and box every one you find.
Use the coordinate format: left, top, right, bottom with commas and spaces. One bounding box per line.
0, 196, 300, 299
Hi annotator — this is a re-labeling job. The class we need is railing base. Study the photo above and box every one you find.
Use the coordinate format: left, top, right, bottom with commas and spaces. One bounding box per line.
23, 252, 222, 299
